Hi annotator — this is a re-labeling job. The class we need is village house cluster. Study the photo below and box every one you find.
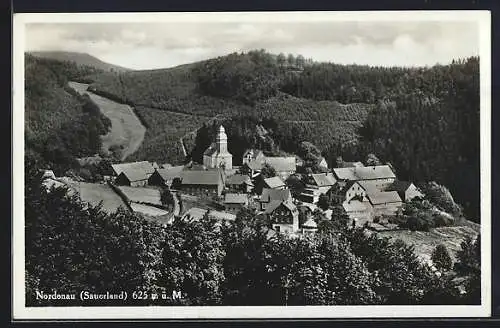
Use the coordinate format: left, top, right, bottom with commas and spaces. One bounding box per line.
42, 125, 424, 235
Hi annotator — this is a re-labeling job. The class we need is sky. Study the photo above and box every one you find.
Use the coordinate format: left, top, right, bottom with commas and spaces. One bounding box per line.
25, 20, 479, 70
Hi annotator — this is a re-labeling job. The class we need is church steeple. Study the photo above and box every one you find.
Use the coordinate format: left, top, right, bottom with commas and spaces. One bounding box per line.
203, 125, 232, 170
216, 125, 228, 154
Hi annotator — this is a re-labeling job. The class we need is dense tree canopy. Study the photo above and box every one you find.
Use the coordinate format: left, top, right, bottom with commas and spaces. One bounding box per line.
25, 54, 111, 175
26, 157, 479, 306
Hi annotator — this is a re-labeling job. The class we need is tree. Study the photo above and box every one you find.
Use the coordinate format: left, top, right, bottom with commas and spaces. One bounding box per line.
453, 234, 481, 304
297, 141, 322, 169
420, 182, 462, 216
287, 54, 296, 66
277, 53, 286, 67
296, 55, 305, 69
260, 163, 277, 179
285, 174, 305, 197
330, 205, 350, 232
160, 188, 174, 206
432, 244, 453, 271
335, 156, 344, 168
159, 217, 226, 305
365, 153, 381, 166
318, 194, 330, 211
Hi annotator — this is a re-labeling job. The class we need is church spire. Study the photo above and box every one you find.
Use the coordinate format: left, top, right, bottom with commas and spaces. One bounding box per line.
216, 125, 228, 153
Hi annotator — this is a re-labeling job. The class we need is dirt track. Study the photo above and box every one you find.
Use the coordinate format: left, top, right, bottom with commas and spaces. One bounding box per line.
68, 81, 146, 161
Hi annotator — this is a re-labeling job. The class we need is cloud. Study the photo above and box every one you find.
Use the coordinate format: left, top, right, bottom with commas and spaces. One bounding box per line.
24, 20, 479, 69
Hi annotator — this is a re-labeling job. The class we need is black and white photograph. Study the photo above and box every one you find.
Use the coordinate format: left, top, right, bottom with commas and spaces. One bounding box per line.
12, 11, 491, 319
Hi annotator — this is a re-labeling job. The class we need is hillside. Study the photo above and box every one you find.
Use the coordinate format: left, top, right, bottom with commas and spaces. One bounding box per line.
87, 50, 480, 221
30, 51, 131, 72
25, 54, 112, 174
68, 82, 146, 161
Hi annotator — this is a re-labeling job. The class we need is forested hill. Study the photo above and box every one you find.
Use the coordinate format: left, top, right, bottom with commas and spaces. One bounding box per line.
25, 54, 112, 175
87, 50, 479, 220
30, 51, 131, 73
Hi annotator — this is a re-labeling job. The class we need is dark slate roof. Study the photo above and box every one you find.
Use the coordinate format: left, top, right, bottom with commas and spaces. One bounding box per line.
118, 169, 148, 182
247, 160, 264, 171
343, 200, 369, 212
367, 191, 402, 205
333, 165, 396, 181
264, 176, 285, 189
224, 193, 248, 204
386, 180, 414, 193
260, 188, 291, 203
357, 180, 382, 193
155, 166, 184, 180
111, 161, 155, 176
311, 173, 336, 187
180, 168, 223, 186
264, 200, 284, 214
264, 157, 296, 172
226, 174, 252, 185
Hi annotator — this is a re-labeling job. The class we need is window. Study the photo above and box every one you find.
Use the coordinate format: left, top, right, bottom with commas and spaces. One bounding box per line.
275, 226, 280, 232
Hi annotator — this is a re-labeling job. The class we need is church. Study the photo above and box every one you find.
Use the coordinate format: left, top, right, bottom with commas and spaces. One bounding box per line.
203, 125, 233, 170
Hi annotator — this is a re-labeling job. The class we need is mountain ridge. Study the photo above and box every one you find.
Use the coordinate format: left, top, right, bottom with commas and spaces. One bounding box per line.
29, 51, 132, 72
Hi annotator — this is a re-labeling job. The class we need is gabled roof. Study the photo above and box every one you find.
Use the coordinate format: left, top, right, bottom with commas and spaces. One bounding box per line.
336, 180, 360, 195
226, 174, 252, 185
224, 193, 248, 204
367, 191, 402, 205
264, 200, 283, 214
182, 207, 236, 222
111, 161, 154, 176
182, 207, 208, 221
243, 149, 264, 161
154, 166, 184, 181
386, 180, 414, 193
343, 200, 369, 213
340, 161, 364, 168
310, 173, 336, 187
357, 180, 382, 193
333, 165, 396, 181
281, 200, 298, 213
302, 218, 318, 229
260, 188, 291, 203
247, 160, 264, 171
264, 157, 296, 172
117, 168, 149, 182
42, 170, 56, 180
264, 176, 285, 189
180, 168, 223, 186
317, 157, 328, 168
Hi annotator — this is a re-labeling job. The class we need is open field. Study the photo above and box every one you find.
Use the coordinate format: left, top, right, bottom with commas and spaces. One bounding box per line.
130, 203, 169, 217
377, 223, 480, 263
65, 181, 128, 213
68, 81, 146, 160
117, 186, 162, 205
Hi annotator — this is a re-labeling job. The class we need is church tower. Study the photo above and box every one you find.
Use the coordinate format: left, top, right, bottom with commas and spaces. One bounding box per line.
203, 125, 233, 170
216, 125, 229, 154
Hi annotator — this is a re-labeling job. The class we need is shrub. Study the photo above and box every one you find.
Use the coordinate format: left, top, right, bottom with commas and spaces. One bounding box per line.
431, 244, 453, 271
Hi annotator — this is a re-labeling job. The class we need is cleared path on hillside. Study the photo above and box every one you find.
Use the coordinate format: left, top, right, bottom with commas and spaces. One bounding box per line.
68, 81, 146, 161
